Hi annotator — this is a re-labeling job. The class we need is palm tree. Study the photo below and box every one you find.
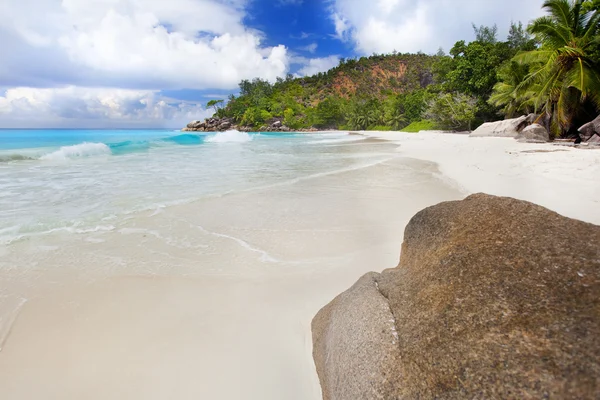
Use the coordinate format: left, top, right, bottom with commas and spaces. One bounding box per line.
490, 61, 539, 117
386, 112, 406, 130
516, 0, 600, 135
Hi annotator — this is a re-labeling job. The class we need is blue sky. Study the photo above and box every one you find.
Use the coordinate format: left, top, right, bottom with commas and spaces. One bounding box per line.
0, 0, 545, 128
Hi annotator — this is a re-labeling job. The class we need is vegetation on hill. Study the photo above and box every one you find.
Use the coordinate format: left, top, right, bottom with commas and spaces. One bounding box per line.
210, 0, 599, 137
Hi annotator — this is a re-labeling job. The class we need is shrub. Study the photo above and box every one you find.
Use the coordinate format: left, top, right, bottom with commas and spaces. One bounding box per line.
401, 120, 438, 132
425, 93, 477, 131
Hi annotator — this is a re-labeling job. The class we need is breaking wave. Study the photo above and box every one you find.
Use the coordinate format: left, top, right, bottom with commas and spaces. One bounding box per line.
40, 142, 112, 160
1, 132, 226, 162
206, 130, 253, 143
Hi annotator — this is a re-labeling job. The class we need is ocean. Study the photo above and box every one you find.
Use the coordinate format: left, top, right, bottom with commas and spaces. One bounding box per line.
0, 129, 382, 244
0, 128, 461, 399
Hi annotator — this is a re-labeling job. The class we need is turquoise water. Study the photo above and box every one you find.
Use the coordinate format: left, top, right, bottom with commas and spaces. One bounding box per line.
0, 129, 264, 159
0, 129, 385, 243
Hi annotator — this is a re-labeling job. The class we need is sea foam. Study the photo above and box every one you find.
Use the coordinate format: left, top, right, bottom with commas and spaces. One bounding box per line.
40, 142, 111, 161
206, 130, 253, 143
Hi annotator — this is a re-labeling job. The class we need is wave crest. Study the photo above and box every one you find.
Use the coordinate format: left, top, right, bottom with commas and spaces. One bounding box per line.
40, 142, 111, 161
206, 130, 253, 143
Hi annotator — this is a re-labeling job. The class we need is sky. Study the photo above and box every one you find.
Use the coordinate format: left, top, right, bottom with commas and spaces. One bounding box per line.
0, 0, 545, 128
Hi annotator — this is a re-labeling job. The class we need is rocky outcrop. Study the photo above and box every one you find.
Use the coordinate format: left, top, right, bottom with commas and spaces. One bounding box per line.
579, 115, 600, 144
470, 114, 535, 138
182, 117, 296, 132
516, 123, 550, 142
313, 194, 600, 399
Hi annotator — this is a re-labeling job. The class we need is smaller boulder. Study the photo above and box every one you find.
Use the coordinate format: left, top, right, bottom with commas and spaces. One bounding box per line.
579, 115, 600, 142
272, 120, 282, 128
516, 123, 549, 143
280, 125, 291, 132
587, 134, 600, 146
219, 121, 232, 130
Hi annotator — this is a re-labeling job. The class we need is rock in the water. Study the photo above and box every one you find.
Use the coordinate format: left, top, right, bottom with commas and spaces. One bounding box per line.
579, 115, 600, 142
313, 194, 600, 399
516, 123, 549, 142
470, 115, 530, 138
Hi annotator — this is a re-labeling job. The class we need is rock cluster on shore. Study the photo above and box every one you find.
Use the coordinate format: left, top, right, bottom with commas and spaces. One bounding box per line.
470, 113, 600, 145
579, 115, 600, 144
312, 194, 600, 399
182, 113, 600, 145
182, 117, 318, 133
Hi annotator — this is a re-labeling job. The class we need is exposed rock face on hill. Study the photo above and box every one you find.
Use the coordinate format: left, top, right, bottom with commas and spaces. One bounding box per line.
313, 194, 600, 399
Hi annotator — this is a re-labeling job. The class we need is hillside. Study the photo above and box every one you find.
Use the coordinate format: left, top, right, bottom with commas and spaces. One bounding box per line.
297, 54, 435, 101
208, 53, 439, 131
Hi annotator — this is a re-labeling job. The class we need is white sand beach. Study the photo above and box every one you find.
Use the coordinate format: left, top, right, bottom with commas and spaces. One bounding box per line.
1, 131, 599, 400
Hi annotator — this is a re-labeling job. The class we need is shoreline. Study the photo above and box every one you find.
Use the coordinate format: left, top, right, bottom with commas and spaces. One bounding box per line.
361, 130, 600, 225
1, 131, 599, 399
0, 140, 462, 399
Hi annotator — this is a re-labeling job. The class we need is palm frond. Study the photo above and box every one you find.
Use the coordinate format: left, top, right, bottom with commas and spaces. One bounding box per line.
528, 17, 571, 46
542, 0, 575, 29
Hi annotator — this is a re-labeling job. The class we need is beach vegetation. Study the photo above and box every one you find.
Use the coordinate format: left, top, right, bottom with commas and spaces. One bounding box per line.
209, 0, 599, 136
401, 120, 438, 132
426, 93, 478, 131
492, 0, 600, 136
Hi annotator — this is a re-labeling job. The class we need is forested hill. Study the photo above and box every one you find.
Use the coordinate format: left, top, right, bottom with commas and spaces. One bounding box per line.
292, 54, 436, 100
206, 1, 600, 136
213, 53, 439, 132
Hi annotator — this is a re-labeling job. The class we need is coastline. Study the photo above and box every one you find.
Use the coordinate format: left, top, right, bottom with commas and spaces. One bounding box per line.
361, 130, 600, 225
1, 131, 599, 399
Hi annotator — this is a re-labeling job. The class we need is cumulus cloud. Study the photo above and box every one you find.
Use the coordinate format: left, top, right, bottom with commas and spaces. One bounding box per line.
297, 56, 340, 76
0, 0, 289, 90
330, 0, 546, 54
0, 87, 211, 128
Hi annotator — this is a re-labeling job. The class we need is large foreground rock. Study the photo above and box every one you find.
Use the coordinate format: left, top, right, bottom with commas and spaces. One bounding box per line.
470, 114, 533, 138
313, 194, 600, 399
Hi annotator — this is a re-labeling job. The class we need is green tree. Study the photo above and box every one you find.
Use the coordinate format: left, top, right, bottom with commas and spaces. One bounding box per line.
473, 24, 498, 44
206, 99, 224, 117
313, 97, 345, 128
516, 0, 600, 134
490, 61, 540, 117
507, 21, 537, 51
582, 0, 600, 12
426, 93, 478, 130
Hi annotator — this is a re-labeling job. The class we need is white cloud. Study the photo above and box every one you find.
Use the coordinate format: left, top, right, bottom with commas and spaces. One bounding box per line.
0, 87, 211, 128
297, 56, 340, 76
299, 42, 318, 53
0, 0, 289, 90
330, 0, 546, 54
